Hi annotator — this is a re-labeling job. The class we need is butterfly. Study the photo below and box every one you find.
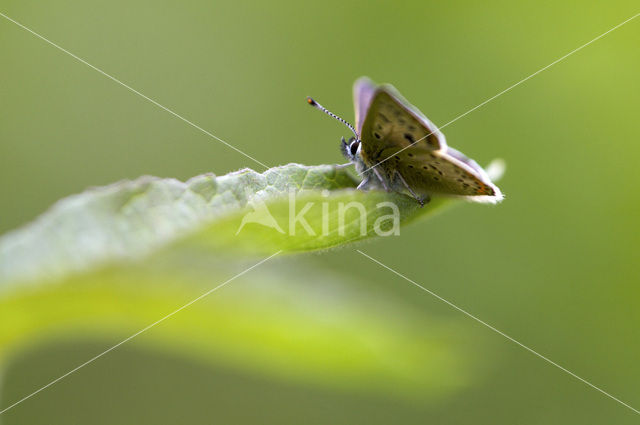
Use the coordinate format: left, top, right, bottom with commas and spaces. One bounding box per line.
307, 77, 503, 206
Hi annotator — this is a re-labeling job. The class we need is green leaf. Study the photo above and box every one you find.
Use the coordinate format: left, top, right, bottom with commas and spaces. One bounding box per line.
0, 256, 486, 401
0, 162, 503, 403
0, 163, 453, 287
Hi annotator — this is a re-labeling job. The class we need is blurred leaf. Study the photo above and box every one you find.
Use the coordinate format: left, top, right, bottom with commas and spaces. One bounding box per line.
0, 162, 501, 404
0, 255, 486, 402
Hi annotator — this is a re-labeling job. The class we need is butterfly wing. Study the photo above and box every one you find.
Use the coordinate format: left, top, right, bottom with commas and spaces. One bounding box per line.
353, 77, 377, 136
393, 147, 503, 203
355, 80, 502, 203
354, 77, 446, 150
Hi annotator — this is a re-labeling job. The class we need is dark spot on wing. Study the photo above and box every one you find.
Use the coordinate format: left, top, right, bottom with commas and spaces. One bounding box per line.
407, 153, 413, 157
378, 113, 390, 123
373, 132, 381, 139
404, 133, 415, 143
428, 164, 444, 176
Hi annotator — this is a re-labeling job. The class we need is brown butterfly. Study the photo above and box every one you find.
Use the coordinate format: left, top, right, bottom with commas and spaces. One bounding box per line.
308, 77, 503, 206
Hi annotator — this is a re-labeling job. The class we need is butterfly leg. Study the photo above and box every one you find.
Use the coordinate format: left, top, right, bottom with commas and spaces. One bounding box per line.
372, 166, 391, 191
335, 162, 353, 169
395, 170, 428, 207
356, 176, 370, 190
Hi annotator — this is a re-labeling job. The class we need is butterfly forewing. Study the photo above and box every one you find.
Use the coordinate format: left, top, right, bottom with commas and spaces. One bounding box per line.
353, 77, 377, 135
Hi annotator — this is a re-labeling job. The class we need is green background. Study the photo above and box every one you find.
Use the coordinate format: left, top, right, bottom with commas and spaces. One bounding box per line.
1, 0, 639, 423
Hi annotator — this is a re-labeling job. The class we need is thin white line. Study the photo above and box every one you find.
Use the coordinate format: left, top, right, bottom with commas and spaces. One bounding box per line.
0, 251, 281, 415
356, 249, 640, 415
360, 12, 640, 176
0, 11, 271, 171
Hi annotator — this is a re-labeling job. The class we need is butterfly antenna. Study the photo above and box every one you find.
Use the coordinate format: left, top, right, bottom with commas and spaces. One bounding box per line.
307, 97, 359, 141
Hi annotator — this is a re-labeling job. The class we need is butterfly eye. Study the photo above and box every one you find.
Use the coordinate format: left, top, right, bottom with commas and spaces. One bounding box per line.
349, 140, 360, 156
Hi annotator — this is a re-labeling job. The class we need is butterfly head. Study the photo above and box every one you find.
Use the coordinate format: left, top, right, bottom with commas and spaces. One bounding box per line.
307, 96, 361, 164
340, 136, 361, 161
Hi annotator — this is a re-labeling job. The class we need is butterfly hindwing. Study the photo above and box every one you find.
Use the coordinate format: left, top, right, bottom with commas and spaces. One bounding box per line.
394, 149, 498, 197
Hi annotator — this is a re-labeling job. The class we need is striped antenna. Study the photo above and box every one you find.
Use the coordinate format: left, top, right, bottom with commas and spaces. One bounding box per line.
307, 97, 359, 141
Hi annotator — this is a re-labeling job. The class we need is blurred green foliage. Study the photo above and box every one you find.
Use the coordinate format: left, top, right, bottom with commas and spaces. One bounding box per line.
1, 0, 639, 424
